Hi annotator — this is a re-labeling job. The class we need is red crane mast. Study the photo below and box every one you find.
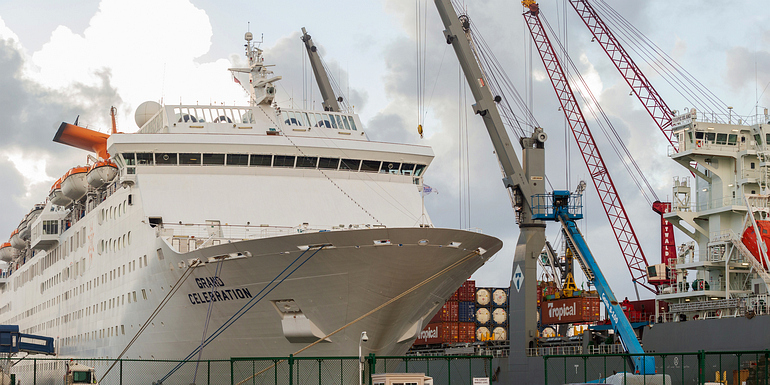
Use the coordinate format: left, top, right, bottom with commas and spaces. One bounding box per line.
568, 0, 677, 272
522, 2, 655, 293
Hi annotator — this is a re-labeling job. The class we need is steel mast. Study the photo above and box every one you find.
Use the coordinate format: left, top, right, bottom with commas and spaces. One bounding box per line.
434, 0, 547, 381
567, 0, 678, 274
300, 27, 342, 112
522, 1, 655, 294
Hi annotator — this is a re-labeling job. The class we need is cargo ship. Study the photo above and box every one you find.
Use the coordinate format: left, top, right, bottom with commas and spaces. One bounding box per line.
0, 31, 503, 367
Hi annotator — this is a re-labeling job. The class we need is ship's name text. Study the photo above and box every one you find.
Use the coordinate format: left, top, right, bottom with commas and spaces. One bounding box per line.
188, 277, 252, 305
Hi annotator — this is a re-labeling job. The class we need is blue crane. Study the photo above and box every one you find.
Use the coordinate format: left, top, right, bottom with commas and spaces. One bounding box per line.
532, 191, 655, 375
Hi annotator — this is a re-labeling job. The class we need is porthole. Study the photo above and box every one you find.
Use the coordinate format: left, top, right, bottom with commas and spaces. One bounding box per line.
127, 232, 132, 245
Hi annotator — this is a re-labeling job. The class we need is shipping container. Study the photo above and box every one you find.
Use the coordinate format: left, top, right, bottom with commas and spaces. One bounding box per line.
458, 280, 476, 301
491, 287, 510, 307
475, 307, 491, 325
440, 301, 459, 322
449, 289, 459, 302
458, 301, 475, 322
414, 323, 443, 345
441, 322, 459, 343
429, 309, 442, 324
541, 297, 600, 325
458, 322, 475, 343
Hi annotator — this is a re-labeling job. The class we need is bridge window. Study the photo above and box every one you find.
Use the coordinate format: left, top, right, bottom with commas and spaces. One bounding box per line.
179, 153, 201, 165
340, 159, 360, 171
728, 134, 737, 145
136, 153, 154, 165
380, 162, 400, 174
202, 154, 225, 165
296, 156, 318, 168
249, 155, 272, 167
226, 154, 249, 166
716, 133, 727, 145
705, 132, 716, 143
414, 164, 426, 176
122, 153, 136, 166
273, 155, 296, 168
401, 163, 416, 175
318, 157, 340, 170
155, 153, 177, 165
43, 220, 59, 235
361, 160, 381, 173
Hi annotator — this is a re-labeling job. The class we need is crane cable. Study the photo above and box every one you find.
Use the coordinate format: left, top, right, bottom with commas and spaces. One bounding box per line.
234, 248, 484, 385
540, 13, 659, 205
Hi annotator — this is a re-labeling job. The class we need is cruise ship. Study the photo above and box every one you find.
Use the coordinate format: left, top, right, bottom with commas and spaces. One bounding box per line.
0, 31, 502, 363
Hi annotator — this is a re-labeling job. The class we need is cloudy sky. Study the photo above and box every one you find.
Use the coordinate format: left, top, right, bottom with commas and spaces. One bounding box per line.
0, 0, 768, 299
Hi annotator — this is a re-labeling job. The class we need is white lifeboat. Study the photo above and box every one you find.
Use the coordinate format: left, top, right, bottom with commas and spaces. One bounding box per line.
49, 178, 73, 206
17, 218, 29, 242
87, 160, 118, 189
0, 243, 16, 262
61, 166, 89, 201
19, 205, 44, 241
9, 229, 24, 250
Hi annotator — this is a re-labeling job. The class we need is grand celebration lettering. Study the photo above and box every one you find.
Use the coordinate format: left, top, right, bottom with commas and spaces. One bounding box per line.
188, 276, 252, 305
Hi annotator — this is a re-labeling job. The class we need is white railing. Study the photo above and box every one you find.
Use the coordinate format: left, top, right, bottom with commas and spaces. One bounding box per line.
160, 222, 385, 253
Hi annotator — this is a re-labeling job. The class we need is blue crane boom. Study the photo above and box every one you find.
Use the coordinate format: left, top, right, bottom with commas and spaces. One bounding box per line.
533, 191, 655, 375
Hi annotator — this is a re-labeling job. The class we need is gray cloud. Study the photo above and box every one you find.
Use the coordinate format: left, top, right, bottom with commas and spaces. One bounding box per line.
0, 36, 124, 239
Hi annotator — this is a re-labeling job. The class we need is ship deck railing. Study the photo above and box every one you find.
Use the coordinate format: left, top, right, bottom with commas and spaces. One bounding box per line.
161, 222, 389, 252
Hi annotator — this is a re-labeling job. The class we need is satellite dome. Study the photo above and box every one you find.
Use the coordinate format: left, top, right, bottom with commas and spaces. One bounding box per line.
245, 32, 253, 41
135, 101, 162, 128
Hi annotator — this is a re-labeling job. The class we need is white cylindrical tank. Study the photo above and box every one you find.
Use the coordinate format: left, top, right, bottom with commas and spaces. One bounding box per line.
61, 167, 89, 201
87, 160, 118, 189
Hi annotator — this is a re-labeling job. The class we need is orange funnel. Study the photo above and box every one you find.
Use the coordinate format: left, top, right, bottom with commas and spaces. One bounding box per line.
53, 122, 110, 159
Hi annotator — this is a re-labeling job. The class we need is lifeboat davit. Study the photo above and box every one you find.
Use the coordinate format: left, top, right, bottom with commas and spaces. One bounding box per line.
49, 178, 73, 206
9, 229, 24, 250
741, 221, 770, 269
0, 243, 16, 262
87, 160, 118, 189
61, 166, 89, 201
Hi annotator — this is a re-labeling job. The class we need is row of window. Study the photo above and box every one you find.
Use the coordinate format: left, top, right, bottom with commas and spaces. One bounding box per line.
692, 131, 739, 145
281, 110, 358, 130
121, 152, 427, 175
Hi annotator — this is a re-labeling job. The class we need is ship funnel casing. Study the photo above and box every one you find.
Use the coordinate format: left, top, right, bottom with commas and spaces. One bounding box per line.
87, 161, 118, 189
61, 167, 89, 201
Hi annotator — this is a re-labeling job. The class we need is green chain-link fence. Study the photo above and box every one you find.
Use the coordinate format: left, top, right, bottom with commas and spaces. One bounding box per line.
230, 355, 492, 385
6, 355, 492, 385
544, 350, 770, 385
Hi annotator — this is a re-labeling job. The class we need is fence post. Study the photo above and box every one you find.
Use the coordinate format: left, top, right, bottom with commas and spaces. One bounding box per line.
543, 356, 548, 385
289, 354, 294, 385
230, 359, 234, 385
208, 360, 211, 385
447, 357, 451, 385
33, 359, 36, 385
368, 354, 376, 385
698, 350, 706, 385
120, 359, 123, 385
318, 359, 322, 385
583, 356, 587, 383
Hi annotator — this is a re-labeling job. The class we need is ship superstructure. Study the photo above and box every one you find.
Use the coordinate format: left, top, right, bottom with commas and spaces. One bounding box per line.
0, 32, 503, 362
654, 109, 770, 322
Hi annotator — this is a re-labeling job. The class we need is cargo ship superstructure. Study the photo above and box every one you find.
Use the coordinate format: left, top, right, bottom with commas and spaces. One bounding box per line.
642, 109, 770, 351
0, 32, 502, 361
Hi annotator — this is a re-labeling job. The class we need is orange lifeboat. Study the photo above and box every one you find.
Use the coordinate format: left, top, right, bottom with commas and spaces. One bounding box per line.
87, 160, 118, 189
61, 166, 89, 201
0, 242, 15, 262
9, 229, 24, 250
741, 221, 770, 269
49, 178, 73, 206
